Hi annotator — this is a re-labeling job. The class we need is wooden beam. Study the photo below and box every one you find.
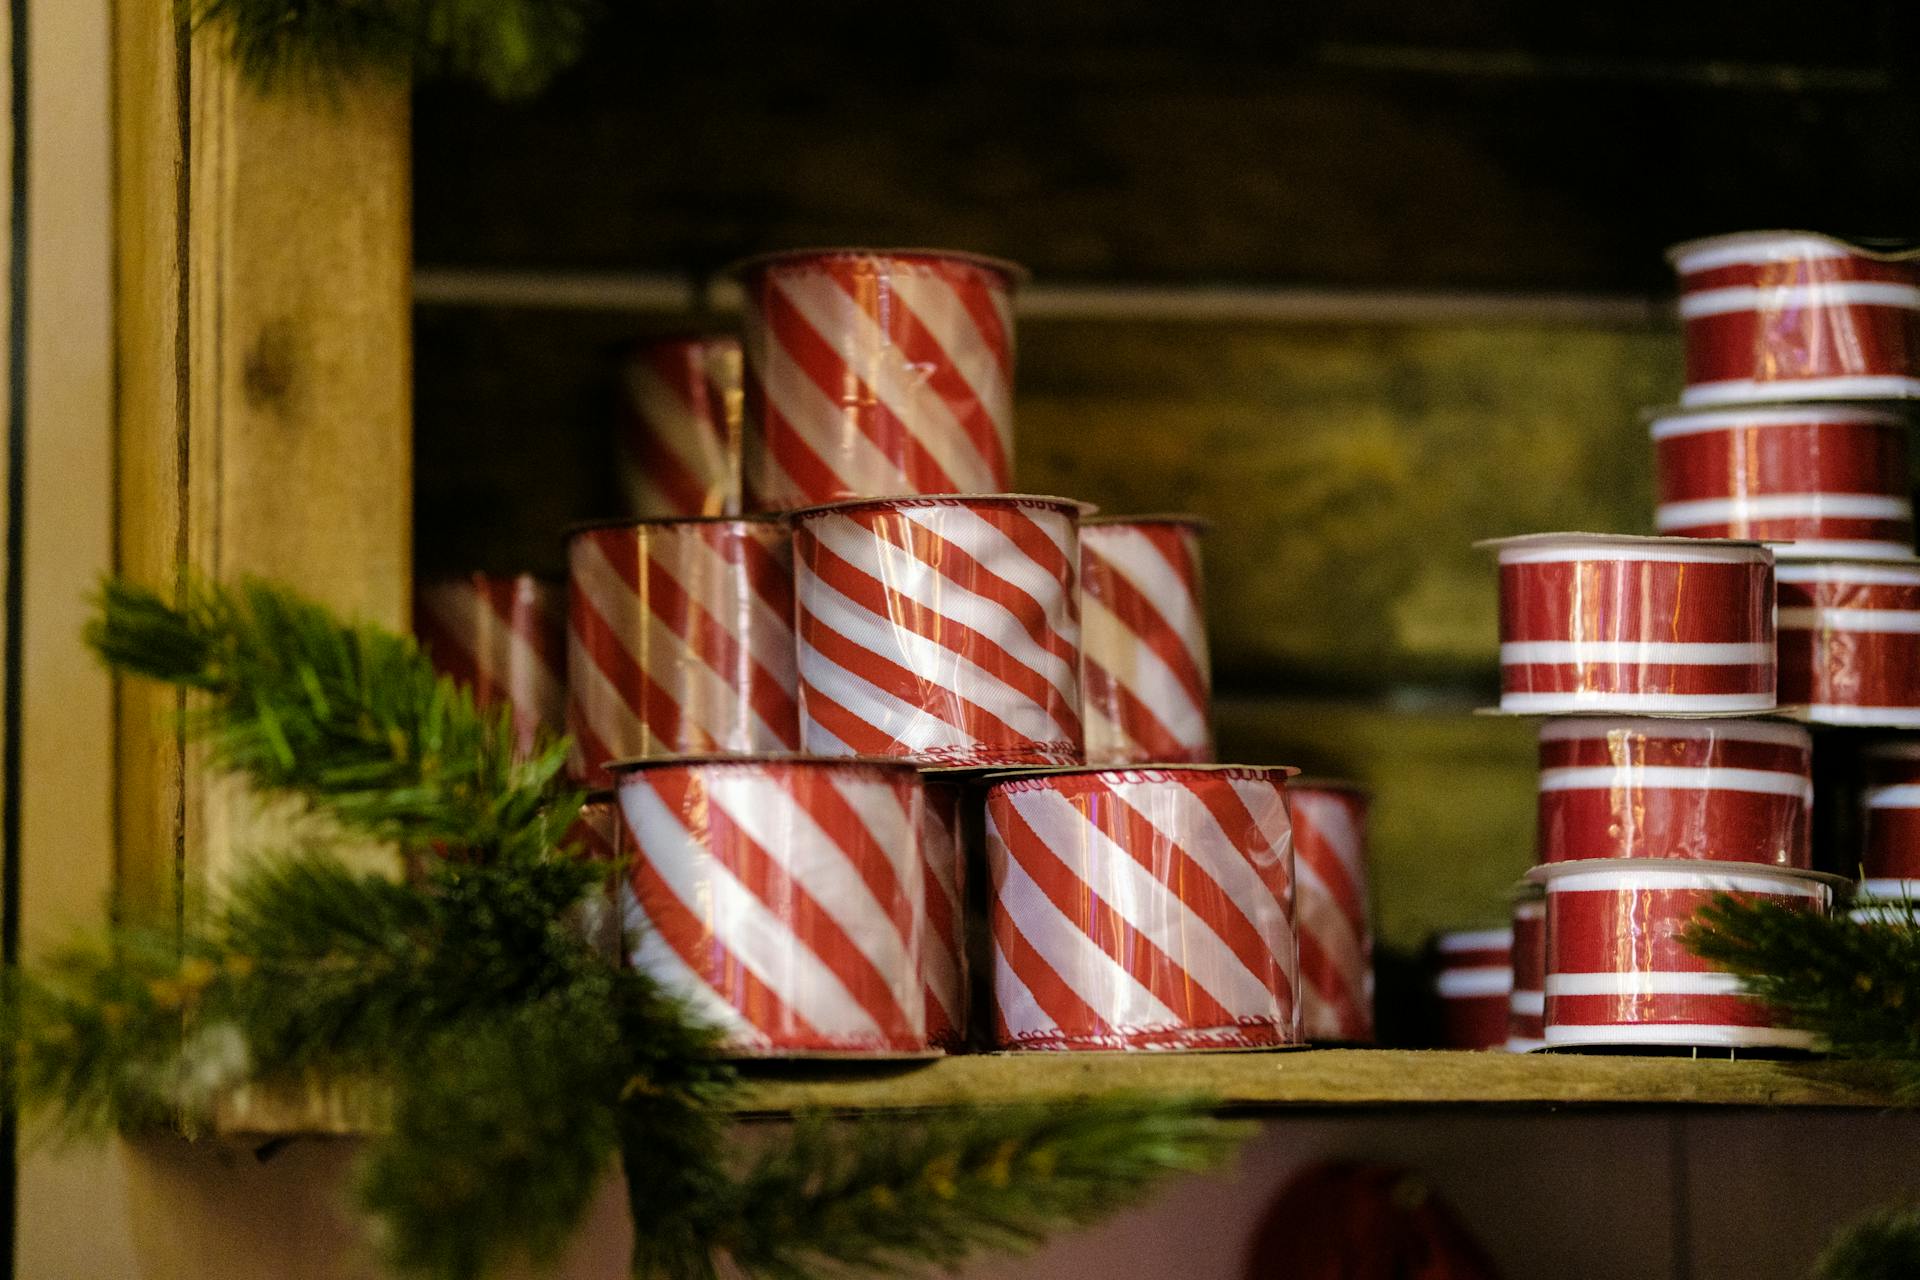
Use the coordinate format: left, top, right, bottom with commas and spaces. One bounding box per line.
111, 12, 412, 914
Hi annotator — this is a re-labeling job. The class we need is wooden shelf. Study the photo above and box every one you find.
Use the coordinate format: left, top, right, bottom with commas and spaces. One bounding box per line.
207, 1050, 1906, 1141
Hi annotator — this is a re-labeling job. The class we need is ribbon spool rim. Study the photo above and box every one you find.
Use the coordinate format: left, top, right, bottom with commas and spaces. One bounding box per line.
789, 493, 1096, 521
1642, 401, 1911, 432
1477, 530, 1769, 556
605, 752, 922, 777
983, 763, 1300, 793
1666, 229, 1920, 271
563, 514, 790, 540
722, 246, 1031, 288
1524, 857, 1848, 892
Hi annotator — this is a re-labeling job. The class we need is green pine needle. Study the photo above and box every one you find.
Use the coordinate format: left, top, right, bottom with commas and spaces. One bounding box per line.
182, 0, 599, 99
1815, 1205, 1920, 1280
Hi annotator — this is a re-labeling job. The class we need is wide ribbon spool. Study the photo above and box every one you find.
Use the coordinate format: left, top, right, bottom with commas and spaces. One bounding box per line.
1776, 559, 1920, 727
1289, 782, 1373, 1044
616, 334, 743, 519
1535, 717, 1812, 868
983, 765, 1300, 1051
1431, 928, 1511, 1051
1508, 895, 1546, 1053
792, 494, 1086, 767
1485, 533, 1776, 714
735, 248, 1022, 511
565, 517, 800, 788
414, 572, 566, 763
614, 756, 927, 1055
1537, 860, 1828, 1051
920, 778, 970, 1050
1669, 231, 1920, 405
1650, 404, 1914, 561
1079, 516, 1215, 765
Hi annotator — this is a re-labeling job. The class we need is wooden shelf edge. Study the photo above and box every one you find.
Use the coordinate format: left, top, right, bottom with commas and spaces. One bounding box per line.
203, 1050, 1906, 1142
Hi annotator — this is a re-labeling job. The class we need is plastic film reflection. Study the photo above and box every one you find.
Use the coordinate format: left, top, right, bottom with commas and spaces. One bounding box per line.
985, 766, 1299, 1051
616, 758, 926, 1055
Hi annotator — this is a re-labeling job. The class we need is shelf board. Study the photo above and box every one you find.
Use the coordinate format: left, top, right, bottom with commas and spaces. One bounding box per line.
207, 1050, 1906, 1141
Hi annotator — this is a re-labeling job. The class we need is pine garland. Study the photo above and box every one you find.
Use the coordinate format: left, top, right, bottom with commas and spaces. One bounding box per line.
1815, 1206, 1920, 1280
10, 576, 1245, 1280
182, 0, 599, 99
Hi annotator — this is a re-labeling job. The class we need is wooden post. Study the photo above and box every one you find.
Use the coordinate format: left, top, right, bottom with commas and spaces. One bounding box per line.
112, 12, 412, 915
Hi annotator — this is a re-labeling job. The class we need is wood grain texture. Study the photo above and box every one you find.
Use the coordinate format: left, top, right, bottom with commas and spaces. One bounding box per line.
112, 12, 412, 912
207, 1051, 1907, 1139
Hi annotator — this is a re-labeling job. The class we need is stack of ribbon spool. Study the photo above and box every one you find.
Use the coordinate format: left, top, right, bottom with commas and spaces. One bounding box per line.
1452, 229, 1920, 1056
417, 249, 1380, 1057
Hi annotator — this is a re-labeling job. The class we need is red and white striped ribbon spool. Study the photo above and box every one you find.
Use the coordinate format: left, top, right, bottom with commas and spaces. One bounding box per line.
1859, 741, 1920, 898
1289, 782, 1373, 1043
1536, 717, 1813, 868
1650, 404, 1914, 560
1079, 516, 1215, 765
921, 779, 970, 1050
1538, 860, 1828, 1050
792, 494, 1086, 767
568, 793, 626, 960
1669, 232, 1920, 405
736, 249, 1021, 511
614, 756, 926, 1055
1777, 559, 1920, 727
566, 518, 800, 788
1508, 894, 1546, 1052
616, 334, 743, 519
414, 572, 566, 762
1431, 928, 1511, 1051
1486, 533, 1776, 714
984, 765, 1300, 1051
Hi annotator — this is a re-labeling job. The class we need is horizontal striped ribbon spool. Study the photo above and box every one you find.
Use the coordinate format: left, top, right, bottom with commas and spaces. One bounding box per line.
984, 765, 1299, 1051
1535, 717, 1812, 867
1431, 928, 1511, 1051
792, 494, 1086, 767
1486, 533, 1776, 714
1776, 559, 1920, 727
617, 334, 743, 519
1289, 783, 1373, 1043
615, 756, 927, 1055
1539, 861, 1828, 1051
736, 249, 1021, 511
414, 572, 566, 762
1669, 232, 1920, 405
566, 517, 800, 787
1079, 516, 1215, 765
1650, 404, 1914, 560
1861, 741, 1920, 882
1508, 895, 1546, 1052
921, 779, 970, 1050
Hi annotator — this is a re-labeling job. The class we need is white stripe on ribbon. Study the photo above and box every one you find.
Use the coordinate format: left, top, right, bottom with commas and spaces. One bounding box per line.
1773, 540, 1919, 561
1546, 866, 1826, 899
797, 630, 974, 755
1084, 527, 1211, 675
1013, 788, 1284, 1017
1080, 699, 1138, 763
1538, 764, 1811, 801
775, 273, 995, 491
884, 268, 1014, 461
1544, 1023, 1815, 1049
1777, 606, 1920, 634
1437, 928, 1511, 953
1081, 595, 1208, 750
1867, 786, 1920, 810
1672, 237, 1857, 273
1510, 990, 1545, 1015
1649, 404, 1902, 438
1683, 375, 1920, 406
622, 781, 880, 1038
991, 947, 1053, 1042
1679, 281, 1920, 317
991, 825, 1180, 1030
1857, 879, 1920, 901
1502, 691, 1778, 713
1545, 971, 1746, 997
1501, 640, 1773, 665
1435, 967, 1511, 998
567, 626, 664, 769
749, 306, 913, 498
1539, 716, 1808, 749
1787, 704, 1920, 727
627, 914, 764, 1046
1776, 561, 1920, 590
1140, 776, 1297, 972
1656, 493, 1911, 529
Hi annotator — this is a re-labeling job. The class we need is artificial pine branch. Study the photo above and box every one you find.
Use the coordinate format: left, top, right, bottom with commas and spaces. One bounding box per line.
1814, 1205, 1920, 1280
87, 577, 570, 859
183, 0, 599, 99
693, 1095, 1248, 1280
1682, 896, 1920, 1094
